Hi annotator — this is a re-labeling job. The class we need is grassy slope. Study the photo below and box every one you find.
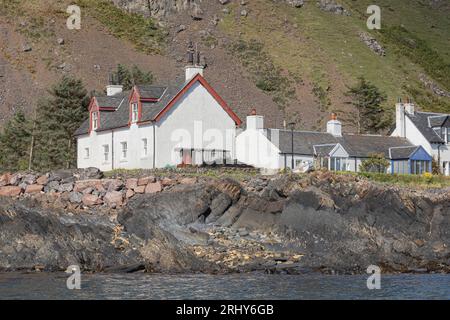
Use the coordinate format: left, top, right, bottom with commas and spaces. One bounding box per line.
219, 0, 450, 120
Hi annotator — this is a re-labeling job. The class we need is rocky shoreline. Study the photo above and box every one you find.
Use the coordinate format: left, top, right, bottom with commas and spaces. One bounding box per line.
0, 168, 449, 275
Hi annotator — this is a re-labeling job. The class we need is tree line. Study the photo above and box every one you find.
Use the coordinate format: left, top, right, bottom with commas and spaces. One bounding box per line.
0, 65, 153, 172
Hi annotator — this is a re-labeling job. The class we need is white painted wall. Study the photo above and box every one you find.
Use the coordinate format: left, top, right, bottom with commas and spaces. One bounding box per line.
392, 114, 450, 175
77, 81, 237, 170
155, 82, 237, 168
236, 128, 282, 169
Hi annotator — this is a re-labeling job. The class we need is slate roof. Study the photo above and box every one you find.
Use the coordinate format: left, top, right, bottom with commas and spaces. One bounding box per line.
269, 129, 415, 159
268, 129, 338, 155
136, 85, 167, 99
313, 144, 338, 157
74, 84, 184, 136
406, 112, 447, 144
95, 95, 127, 109
389, 146, 420, 160
140, 83, 185, 122
337, 134, 413, 158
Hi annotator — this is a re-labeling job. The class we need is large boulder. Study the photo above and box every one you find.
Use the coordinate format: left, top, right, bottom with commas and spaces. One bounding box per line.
104, 191, 124, 207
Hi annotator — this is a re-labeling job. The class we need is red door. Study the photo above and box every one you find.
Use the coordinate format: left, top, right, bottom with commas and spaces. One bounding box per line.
182, 150, 192, 165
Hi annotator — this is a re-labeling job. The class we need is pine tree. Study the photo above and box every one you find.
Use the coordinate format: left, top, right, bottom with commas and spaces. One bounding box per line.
33, 76, 89, 170
345, 77, 390, 134
112, 64, 154, 90
0, 110, 32, 171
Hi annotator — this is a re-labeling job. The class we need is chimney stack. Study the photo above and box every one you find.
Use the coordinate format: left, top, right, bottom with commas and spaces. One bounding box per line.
185, 41, 204, 81
326, 113, 342, 136
404, 96, 415, 115
395, 98, 406, 137
106, 84, 123, 97
246, 108, 264, 130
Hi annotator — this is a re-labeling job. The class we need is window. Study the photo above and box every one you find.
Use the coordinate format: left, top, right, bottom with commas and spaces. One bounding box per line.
131, 103, 138, 123
411, 160, 431, 175
84, 148, 90, 159
330, 157, 348, 172
142, 138, 148, 157
447, 128, 450, 144
121, 142, 128, 160
92, 112, 98, 130
103, 145, 109, 162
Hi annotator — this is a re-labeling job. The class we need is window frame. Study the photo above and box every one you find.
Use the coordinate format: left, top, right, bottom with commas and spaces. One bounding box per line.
92, 112, 99, 130
103, 144, 110, 162
131, 103, 139, 123
142, 138, 148, 157
121, 142, 128, 160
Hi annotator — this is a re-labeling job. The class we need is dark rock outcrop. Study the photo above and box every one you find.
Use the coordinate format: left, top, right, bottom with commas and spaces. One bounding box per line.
0, 172, 449, 274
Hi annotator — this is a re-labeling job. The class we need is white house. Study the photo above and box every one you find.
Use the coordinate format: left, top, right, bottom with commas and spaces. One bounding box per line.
236, 111, 433, 174
390, 99, 450, 176
75, 61, 242, 171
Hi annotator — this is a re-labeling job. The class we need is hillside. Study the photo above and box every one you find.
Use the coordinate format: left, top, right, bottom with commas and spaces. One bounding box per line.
0, 0, 449, 131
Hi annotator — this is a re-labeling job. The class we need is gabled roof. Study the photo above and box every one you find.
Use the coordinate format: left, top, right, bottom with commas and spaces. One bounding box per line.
95, 95, 127, 110
337, 134, 413, 158
313, 144, 338, 157
74, 74, 242, 136
406, 112, 448, 144
389, 146, 421, 160
269, 129, 414, 158
268, 129, 338, 155
135, 85, 167, 100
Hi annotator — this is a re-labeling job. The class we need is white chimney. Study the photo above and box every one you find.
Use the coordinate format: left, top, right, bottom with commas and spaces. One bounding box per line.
185, 65, 204, 82
396, 101, 406, 137
246, 109, 264, 130
327, 113, 342, 136
106, 84, 123, 97
404, 97, 415, 115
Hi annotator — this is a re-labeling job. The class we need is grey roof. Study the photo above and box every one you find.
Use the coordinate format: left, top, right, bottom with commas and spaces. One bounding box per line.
74, 83, 185, 136
136, 85, 167, 99
269, 129, 338, 155
389, 146, 420, 160
313, 144, 337, 157
406, 112, 447, 144
270, 129, 414, 159
95, 95, 127, 109
428, 115, 448, 128
140, 83, 185, 122
337, 134, 413, 158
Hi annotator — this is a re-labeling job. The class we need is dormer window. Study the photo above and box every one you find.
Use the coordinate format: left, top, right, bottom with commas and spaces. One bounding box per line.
92, 112, 99, 130
131, 103, 139, 123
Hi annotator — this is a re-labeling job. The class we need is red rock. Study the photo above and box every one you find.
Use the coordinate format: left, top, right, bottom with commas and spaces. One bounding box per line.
180, 177, 197, 185
25, 184, 44, 194
82, 194, 101, 206
145, 181, 162, 194
104, 191, 124, 207
134, 186, 146, 194
73, 179, 103, 192
126, 189, 135, 199
126, 178, 138, 190
36, 175, 49, 185
0, 173, 11, 187
0, 186, 22, 196
138, 176, 155, 186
